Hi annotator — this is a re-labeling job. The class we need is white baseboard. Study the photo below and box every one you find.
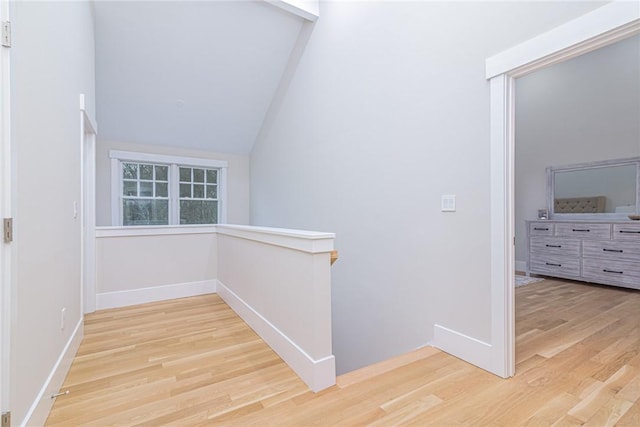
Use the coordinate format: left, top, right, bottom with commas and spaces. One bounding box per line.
432, 324, 494, 374
21, 318, 84, 427
96, 280, 217, 310
515, 260, 527, 273
216, 280, 335, 392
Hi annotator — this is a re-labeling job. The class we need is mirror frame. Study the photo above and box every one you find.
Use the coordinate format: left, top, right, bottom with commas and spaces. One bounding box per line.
547, 157, 640, 220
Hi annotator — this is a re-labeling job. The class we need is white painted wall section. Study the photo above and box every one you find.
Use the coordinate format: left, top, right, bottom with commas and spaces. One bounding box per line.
10, 1, 95, 425
216, 225, 335, 392
95, 226, 218, 309
249, 0, 607, 375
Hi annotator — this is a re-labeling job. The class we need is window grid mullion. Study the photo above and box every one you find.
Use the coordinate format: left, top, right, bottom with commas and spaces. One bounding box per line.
170, 164, 180, 225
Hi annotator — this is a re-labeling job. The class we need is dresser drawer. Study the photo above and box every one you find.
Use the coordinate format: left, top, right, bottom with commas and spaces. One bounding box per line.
555, 223, 611, 240
613, 223, 640, 242
529, 255, 580, 277
582, 259, 640, 290
530, 237, 580, 257
583, 240, 640, 262
529, 222, 553, 236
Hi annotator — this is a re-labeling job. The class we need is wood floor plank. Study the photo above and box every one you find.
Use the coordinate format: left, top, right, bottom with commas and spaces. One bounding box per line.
45, 280, 640, 426
523, 392, 581, 426
615, 401, 640, 426
582, 396, 634, 427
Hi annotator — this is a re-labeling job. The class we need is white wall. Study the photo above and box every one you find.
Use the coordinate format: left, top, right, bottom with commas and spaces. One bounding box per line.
95, 227, 217, 309
249, 1, 608, 375
216, 225, 335, 391
10, 1, 95, 425
94, 1, 304, 154
95, 140, 251, 226
515, 34, 640, 266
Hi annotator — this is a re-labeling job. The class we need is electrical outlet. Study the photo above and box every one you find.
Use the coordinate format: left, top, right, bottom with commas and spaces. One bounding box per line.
61, 307, 66, 330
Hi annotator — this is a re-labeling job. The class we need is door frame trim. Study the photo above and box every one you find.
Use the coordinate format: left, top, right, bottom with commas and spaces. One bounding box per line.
80, 94, 97, 314
488, 1, 640, 378
0, 0, 12, 415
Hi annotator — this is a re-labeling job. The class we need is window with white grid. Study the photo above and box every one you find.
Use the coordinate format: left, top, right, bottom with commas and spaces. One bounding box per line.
122, 163, 170, 225
110, 151, 227, 226
178, 166, 219, 224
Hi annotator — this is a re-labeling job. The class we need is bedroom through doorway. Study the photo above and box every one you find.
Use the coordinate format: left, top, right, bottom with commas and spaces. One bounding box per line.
512, 34, 640, 372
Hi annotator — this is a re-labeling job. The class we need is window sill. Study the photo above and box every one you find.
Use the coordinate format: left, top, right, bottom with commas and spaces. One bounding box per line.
96, 224, 217, 238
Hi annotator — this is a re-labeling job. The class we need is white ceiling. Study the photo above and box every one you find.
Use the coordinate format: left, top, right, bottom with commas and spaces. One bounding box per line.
95, 1, 304, 154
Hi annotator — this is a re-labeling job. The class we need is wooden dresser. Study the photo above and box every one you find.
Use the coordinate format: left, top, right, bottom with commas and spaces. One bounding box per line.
526, 220, 640, 290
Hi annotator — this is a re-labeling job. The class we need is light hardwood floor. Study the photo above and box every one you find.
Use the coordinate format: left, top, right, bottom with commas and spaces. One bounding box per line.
46, 279, 639, 426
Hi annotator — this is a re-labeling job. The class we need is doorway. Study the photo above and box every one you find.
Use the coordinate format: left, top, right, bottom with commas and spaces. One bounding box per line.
487, 3, 640, 377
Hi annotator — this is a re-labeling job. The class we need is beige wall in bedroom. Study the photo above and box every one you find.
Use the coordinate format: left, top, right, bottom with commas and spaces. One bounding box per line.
95, 139, 251, 227
514, 34, 640, 269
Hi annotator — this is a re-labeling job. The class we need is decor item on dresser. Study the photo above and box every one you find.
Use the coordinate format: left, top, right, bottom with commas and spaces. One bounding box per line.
526, 220, 640, 290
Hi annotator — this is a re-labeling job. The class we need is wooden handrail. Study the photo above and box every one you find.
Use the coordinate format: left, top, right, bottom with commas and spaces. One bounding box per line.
330, 250, 338, 265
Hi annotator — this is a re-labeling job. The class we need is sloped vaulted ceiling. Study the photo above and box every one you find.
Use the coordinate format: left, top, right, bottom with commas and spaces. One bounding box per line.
94, 1, 305, 154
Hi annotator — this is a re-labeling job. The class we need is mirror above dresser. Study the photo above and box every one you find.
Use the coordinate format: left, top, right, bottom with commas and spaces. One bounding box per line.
546, 157, 640, 220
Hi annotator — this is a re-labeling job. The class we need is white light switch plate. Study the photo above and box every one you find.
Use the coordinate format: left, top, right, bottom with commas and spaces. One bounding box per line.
442, 195, 456, 212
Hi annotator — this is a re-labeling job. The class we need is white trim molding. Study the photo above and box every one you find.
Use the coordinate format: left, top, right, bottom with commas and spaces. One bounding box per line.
265, 0, 319, 22
486, 1, 640, 79
216, 224, 335, 253
81, 94, 98, 314
79, 93, 97, 134
432, 325, 493, 373
487, 2, 639, 379
0, 0, 12, 416
488, 74, 516, 378
21, 319, 83, 427
217, 280, 335, 392
109, 150, 228, 169
96, 224, 217, 238
96, 280, 217, 310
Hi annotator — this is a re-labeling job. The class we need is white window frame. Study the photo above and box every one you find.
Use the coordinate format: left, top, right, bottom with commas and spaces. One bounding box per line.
110, 150, 228, 226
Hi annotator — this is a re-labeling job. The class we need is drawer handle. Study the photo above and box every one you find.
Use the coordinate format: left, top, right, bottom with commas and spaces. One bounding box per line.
545, 244, 562, 248
572, 229, 590, 232
603, 269, 623, 275
619, 230, 640, 234
602, 248, 623, 253
534, 227, 549, 231
546, 262, 562, 267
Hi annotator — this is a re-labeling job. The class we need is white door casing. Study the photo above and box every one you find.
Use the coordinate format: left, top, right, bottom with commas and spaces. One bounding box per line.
0, 0, 11, 417
80, 94, 97, 314
487, 1, 640, 378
